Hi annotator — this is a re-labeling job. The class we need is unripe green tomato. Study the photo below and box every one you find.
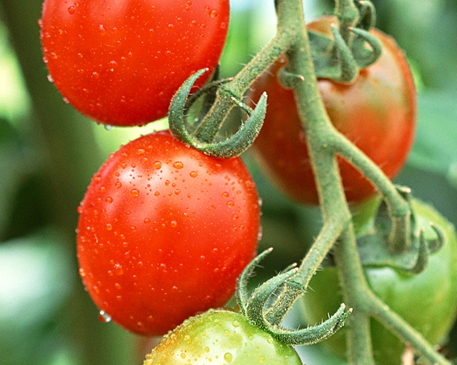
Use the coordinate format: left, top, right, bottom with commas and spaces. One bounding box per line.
143, 309, 302, 365
300, 199, 457, 364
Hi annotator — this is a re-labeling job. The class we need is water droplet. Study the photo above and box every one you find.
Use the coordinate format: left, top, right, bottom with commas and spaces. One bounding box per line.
47, 74, 54, 83
104, 125, 114, 131
227, 201, 234, 208
63, 97, 70, 104
92, 71, 100, 79
224, 352, 233, 363
189, 171, 198, 178
114, 264, 123, 275
173, 161, 184, 169
106, 223, 113, 231
115, 182, 122, 189
210, 9, 218, 17
68, 6, 76, 14
99, 24, 107, 35
98, 310, 112, 323
222, 192, 229, 199
154, 161, 162, 169
105, 197, 113, 204
170, 220, 177, 228
79, 268, 86, 277
144, 218, 151, 224
130, 189, 139, 197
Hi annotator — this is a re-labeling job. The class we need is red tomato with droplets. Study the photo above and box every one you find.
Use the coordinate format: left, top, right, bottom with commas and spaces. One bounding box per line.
248, 16, 416, 205
40, 0, 229, 126
76, 130, 260, 336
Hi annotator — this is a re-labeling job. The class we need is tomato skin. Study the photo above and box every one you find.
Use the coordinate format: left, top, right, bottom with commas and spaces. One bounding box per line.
300, 199, 457, 364
143, 309, 303, 364
248, 16, 416, 205
76, 130, 260, 336
40, 0, 229, 126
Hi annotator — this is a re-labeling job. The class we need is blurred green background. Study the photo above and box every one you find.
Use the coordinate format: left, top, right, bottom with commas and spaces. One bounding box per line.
0, 0, 456, 364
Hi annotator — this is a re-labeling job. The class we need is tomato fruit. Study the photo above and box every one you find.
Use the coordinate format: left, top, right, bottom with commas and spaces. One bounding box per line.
248, 16, 416, 205
143, 309, 303, 364
76, 130, 260, 336
40, 0, 229, 126
300, 199, 457, 364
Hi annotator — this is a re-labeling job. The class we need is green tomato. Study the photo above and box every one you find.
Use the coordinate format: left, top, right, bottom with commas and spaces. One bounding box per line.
143, 309, 302, 365
300, 199, 457, 364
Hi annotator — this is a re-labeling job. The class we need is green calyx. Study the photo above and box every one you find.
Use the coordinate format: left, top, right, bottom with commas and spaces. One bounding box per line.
235, 249, 351, 346
356, 188, 444, 274
168, 69, 267, 159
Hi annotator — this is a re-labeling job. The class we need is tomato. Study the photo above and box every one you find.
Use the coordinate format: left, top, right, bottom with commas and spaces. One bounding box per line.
76, 130, 260, 336
143, 309, 303, 364
300, 199, 457, 364
247, 16, 416, 205
40, 0, 229, 127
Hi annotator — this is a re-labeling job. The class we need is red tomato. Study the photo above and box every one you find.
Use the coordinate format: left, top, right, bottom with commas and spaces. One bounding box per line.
76, 130, 260, 336
40, 0, 229, 126
248, 16, 416, 205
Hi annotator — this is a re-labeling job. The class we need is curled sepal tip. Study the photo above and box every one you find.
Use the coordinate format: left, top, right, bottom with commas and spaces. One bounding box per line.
236, 248, 274, 316
331, 25, 359, 83
169, 69, 267, 159
199, 92, 267, 158
244, 267, 300, 331
269, 304, 352, 346
168, 68, 209, 145
350, 27, 382, 68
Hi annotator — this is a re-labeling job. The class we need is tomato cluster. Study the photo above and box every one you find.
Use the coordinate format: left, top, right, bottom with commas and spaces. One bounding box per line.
248, 16, 416, 205
39, 1, 457, 364
40, 0, 229, 126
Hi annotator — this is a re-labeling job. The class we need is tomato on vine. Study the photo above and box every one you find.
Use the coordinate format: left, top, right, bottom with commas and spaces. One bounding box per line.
143, 309, 303, 365
300, 199, 457, 364
40, 0, 229, 126
76, 130, 260, 336
248, 16, 416, 205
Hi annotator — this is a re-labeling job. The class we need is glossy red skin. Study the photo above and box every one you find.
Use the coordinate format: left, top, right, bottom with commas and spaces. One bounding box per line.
76, 130, 260, 336
40, 0, 229, 126
248, 17, 416, 205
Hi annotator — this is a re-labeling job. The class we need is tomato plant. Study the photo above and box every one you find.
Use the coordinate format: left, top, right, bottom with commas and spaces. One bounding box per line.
40, 0, 229, 126
76, 130, 260, 336
300, 199, 457, 364
143, 309, 303, 364
248, 16, 416, 205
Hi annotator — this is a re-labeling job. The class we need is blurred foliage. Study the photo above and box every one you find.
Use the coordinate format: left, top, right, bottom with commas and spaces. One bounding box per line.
0, 0, 456, 364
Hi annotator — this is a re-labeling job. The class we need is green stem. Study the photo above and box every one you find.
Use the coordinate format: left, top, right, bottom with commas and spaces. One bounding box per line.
366, 292, 453, 365
329, 132, 412, 250
193, 13, 296, 143
276, 0, 375, 362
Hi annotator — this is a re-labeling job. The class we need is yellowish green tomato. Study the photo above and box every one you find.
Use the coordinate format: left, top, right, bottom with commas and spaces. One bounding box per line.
143, 309, 303, 365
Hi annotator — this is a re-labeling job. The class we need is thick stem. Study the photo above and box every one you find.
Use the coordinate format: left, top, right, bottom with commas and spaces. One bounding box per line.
277, 0, 375, 362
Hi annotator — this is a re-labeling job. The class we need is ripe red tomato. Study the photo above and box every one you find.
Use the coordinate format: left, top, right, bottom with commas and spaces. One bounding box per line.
248, 16, 416, 205
76, 130, 260, 336
40, 0, 229, 126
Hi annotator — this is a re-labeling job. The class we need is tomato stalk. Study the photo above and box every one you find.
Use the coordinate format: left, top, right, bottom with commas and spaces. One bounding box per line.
169, 0, 454, 363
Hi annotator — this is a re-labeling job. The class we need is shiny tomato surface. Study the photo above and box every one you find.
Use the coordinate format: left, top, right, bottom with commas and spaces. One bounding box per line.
248, 16, 416, 205
77, 130, 260, 336
40, 0, 229, 126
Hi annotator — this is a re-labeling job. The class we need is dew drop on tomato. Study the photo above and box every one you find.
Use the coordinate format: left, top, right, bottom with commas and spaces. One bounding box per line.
98, 310, 112, 323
